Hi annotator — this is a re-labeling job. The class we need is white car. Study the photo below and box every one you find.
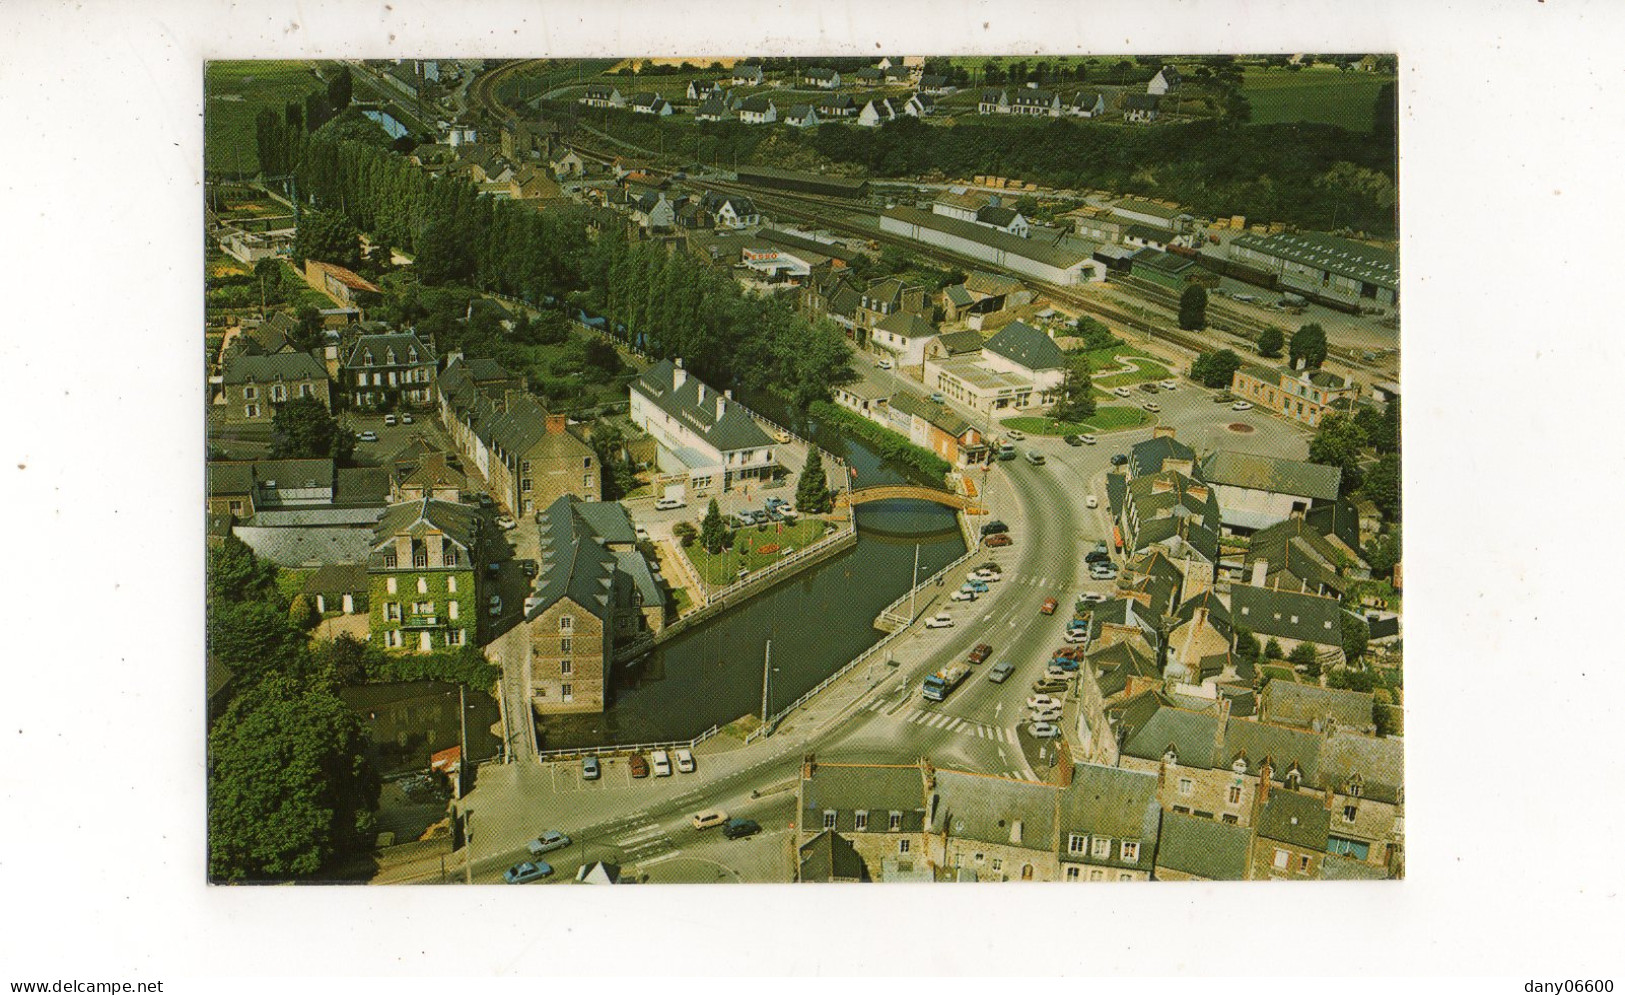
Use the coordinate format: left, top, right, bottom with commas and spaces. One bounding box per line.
1045, 665, 1072, 681
655, 497, 686, 511
1080, 433, 1097, 445
1005, 428, 1026, 441
950, 589, 977, 602
1062, 629, 1088, 644
1030, 706, 1063, 723
875, 359, 894, 370
1078, 592, 1109, 604
1027, 694, 1063, 711
1085, 495, 1098, 509
972, 569, 1001, 583
925, 613, 954, 629
1112, 386, 1132, 398
401, 414, 415, 424
1232, 400, 1254, 411
1143, 401, 1161, 413
1159, 379, 1178, 391
674, 748, 696, 773
496, 515, 518, 530
634, 526, 651, 542
1029, 723, 1062, 739
488, 595, 503, 617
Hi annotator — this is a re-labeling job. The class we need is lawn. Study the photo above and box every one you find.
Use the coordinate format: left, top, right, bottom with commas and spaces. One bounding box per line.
204, 60, 323, 174
1261, 664, 1300, 684
1094, 356, 1172, 389
682, 519, 833, 588
1240, 67, 1394, 133
1003, 406, 1149, 435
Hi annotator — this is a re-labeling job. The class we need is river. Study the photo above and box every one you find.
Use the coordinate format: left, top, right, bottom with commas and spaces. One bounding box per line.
534, 392, 967, 749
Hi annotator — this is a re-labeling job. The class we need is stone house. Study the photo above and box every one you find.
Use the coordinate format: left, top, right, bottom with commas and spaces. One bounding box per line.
344, 331, 437, 410
367, 498, 486, 654
1229, 584, 1348, 667
220, 351, 331, 426
797, 762, 932, 881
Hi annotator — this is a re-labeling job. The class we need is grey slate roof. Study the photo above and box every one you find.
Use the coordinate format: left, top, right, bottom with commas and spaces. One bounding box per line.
222, 351, 328, 385
1255, 790, 1331, 851
1201, 450, 1342, 502
1174, 588, 1233, 642
208, 462, 255, 496
1222, 720, 1323, 786
1155, 812, 1252, 880
976, 204, 1021, 229
694, 97, 730, 119
874, 310, 938, 339
301, 563, 369, 596
1320, 731, 1404, 805
343, 332, 436, 370
883, 206, 1093, 272
632, 360, 775, 454
738, 94, 775, 113
983, 321, 1064, 372
1261, 681, 1375, 735
1121, 705, 1221, 768
370, 498, 482, 557
1231, 231, 1397, 291
1123, 93, 1160, 112
798, 830, 868, 882
1060, 763, 1162, 872
1321, 854, 1390, 880
530, 495, 619, 621
934, 329, 985, 355
231, 525, 374, 567
612, 549, 667, 610
1229, 585, 1345, 647
801, 764, 927, 833
933, 771, 1059, 852
1088, 640, 1159, 699
1130, 434, 1197, 477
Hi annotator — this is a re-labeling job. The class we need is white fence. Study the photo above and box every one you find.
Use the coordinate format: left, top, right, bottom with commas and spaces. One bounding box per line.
534, 723, 722, 763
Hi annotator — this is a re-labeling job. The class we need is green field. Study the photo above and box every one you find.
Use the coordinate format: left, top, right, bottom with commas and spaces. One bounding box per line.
1241, 67, 1394, 132
683, 519, 832, 587
205, 60, 322, 174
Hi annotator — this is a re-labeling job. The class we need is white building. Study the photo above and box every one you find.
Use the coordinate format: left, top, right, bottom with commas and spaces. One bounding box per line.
881, 206, 1104, 286
628, 359, 778, 495
922, 320, 1066, 414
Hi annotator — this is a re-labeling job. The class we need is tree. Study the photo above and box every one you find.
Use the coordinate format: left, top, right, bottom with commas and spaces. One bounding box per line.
1362, 452, 1401, 522
270, 396, 355, 463
292, 209, 361, 269
1264, 638, 1284, 660
207, 534, 281, 606
1234, 627, 1260, 665
581, 338, 623, 381
1288, 642, 1321, 680
1340, 611, 1370, 663
1049, 354, 1096, 423
288, 593, 319, 631
672, 521, 698, 547
796, 447, 833, 514
1307, 413, 1366, 494
1365, 526, 1401, 577
589, 422, 636, 500
206, 600, 313, 688
208, 675, 379, 882
326, 66, 353, 113
1327, 667, 1375, 694
1190, 349, 1242, 389
1178, 285, 1208, 330
1289, 323, 1329, 370
1256, 326, 1284, 358
289, 304, 325, 354
699, 498, 728, 554
1371, 80, 1397, 150
315, 633, 380, 686
1071, 315, 1118, 351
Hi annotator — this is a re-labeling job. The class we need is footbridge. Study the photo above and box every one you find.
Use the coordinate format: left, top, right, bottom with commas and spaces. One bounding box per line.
836, 484, 986, 514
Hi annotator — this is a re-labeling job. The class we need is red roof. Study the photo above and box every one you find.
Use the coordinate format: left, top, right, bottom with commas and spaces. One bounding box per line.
430, 745, 462, 773
312, 259, 382, 294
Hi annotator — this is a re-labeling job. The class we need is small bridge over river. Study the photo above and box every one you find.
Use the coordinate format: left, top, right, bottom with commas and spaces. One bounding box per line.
835, 484, 986, 514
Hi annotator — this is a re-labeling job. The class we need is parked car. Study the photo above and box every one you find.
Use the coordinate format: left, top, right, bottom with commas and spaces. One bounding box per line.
723, 818, 762, 840
1232, 400, 1254, 411
925, 613, 954, 629
764, 497, 787, 511
1159, 379, 1178, 391
1078, 592, 1109, 604
1113, 386, 1132, 398
1143, 402, 1161, 413
1232, 293, 1260, 304
582, 755, 601, 780
1024, 450, 1046, 466
980, 520, 1009, 536
1045, 664, 1073, 681
496, 515, 518, 530
736, 510, 759, 527
627, 753, 649, 778
527, 830, 572, 856
384, 414, 398, 426
1085, 495, 1099, 509
963, 579, 989, 592
674, 748, 696, 773
976, 561, 1003, 575
1063, 434, 1083, 446
634, 526, 651, 542
1139, 382, 1159, 394
356, 431, 379, 443
1033, 678, 1069, 694
1030, 706, 1063, 723
503, 861, 553, 884
997, 443, 1017, 461
1090, 565, 1118, 580
1080, 434, 1097, 445
929, 392, 945, 403
968, 643, 993, 664
875, 359, 894, 370
521, 561, 538, 577
691, 810, 728, 831
985, 534, 1013, 548
1029, 723, 1062, 739
488, 595, 503, 617
1040, 597, 1059, 615
1028, 694, 1063, 711
651, 749, 672, 777
1109, 454, 1128, 466
950, 588, 977, 602
1213, 391, 1235, 403
401, 413, 414, 425
1005, 428, 1026, 441
988, 661, 1015, 683
655, 497, 686, 511
1062, 628, 1089, 644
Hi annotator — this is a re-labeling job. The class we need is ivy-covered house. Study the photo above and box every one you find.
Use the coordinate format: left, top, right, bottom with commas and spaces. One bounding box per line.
367, 498, 487, 653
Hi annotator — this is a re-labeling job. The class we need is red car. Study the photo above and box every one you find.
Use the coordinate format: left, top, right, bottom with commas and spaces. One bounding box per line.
628, 753, 649, 778
968, 643, 993, 665
985, 534, 1013, 548
1040, 597, 1059, 615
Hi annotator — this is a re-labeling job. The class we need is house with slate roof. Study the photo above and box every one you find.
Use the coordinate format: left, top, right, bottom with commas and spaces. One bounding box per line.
1055, 763, 1163, 882
929, 770, 1064, 881
519, 495, 666, 716
1261, 682, 1376, 736
737, 95, 777, 124
1319, 729, 1405, 871
1123, 93, 1160, 123
693, 96, 732, 123
797, 830, 870, 882
1128, 426, 1198, 479
1008, 86, 1062, 117
1242, 517, 1367, 598
1250, 785, 1331, 879
1115, 469, 1223, 577
1153, 811, 1254, 880
978, 89, 1009, 114
1200, 449, 1343, 533
629, 358, 777, 495
301, 563, 369, 617
629, 92, 673, 116
436, 358, 600, 517
871, 310, 939, 366
1231, 363, 1362, 428
1147, 66, 1182, 96
389, 450, 467, 505
221, 350, 331, 425
856, 98, 897, 128
1165, 588, 1234, 684
797, 762, 931, 881
926, 329, 987, 361
367, 498, 487, 653
886, 391, 985, 466
975, 203, 1030, 237
919, 74, 951, 94
1068, 91, 1106, 118
579, 85, 625, 109
818, 94, 858, 119
980, 319, 1065, 399
700, 191, 759, 229
344, 330, 437, 410
903, 92, 936, 117
686, 79, 721, 102
731, 64, 763, 86
1229, 584, 1347, 667
783, 104, 820, 129
802, 67, 841, 89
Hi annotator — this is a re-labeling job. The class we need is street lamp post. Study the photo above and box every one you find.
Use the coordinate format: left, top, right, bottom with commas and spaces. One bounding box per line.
908, 542, 921, 621
761, 638, 772, 726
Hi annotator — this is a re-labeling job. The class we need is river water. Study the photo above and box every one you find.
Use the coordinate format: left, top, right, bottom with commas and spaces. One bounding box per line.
535, 393, 968, 749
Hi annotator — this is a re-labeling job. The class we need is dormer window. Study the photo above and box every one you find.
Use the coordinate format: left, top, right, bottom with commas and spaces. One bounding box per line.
386, 349, 397, 365
363, 351, 374, 367
1162, 746, 1178, 766
408, 348, 419, 363
1231, 755, 1248, 775
1284, 767, 1303, 790
1347, 774, 1363, 798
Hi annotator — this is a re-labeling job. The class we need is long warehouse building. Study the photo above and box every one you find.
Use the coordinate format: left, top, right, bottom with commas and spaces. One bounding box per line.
1228, 231, 1398, 310
880, 206, 1104, 285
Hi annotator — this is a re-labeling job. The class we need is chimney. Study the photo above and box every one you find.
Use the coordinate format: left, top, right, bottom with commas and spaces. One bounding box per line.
1009, 820, 1023, 846
724, 388, 733, 400
1251, 558, 1268, 587
1256, 760, 1273, 805
697, 382, 706, 404
716, 395, 727, 421
545, 413, 566, 435
672, 357, 687, 389
1324, 786, 1336, 811
428, 532, 445, 566
1153, 425, 1176, 440
394, 535, 412, 565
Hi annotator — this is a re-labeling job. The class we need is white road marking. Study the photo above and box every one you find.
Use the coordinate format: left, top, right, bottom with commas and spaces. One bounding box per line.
637, 851, 682, 868
1005, 728, 1019, 744
617, 824, 665, 847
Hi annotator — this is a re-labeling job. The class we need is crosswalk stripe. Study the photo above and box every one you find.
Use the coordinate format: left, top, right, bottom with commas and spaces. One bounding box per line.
617, 824, 664, 847
1005, 728, 1019, 745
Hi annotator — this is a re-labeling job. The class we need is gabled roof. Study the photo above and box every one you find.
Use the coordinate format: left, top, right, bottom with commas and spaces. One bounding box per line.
801, 764, 927, 823
301, 563, 369, 596
1155, 812, 1252, 880
1229, 585, 1346, 647
983, 321, 1063, 371
1060, 763, 1161, 861
804, 67, 838, 80
307, 260, 381, 294
1088, 639, 1159, 699
1222, 720, 1323, 786
1070, 90, 1103, 108
943, 284, 973, 307
1262, 682, 1376, 735
1201, 450, 1342, 502
370, 498, 482, 556
1010, 87, 1058, 106
976, 204, 1022, 228
798, 830, 868, 882
1255, 790, 1330, 851
529, 494, 621, 621
934, 329, 985, 356
1245, 518, 1361, 595
1319, 730, 1403, 804
1231, 230, 1398, 291
738, 94, 775, 113
1130, 433, 1197, 476
1121, 704, 1221, 768
694, 97, 730, 118
874, 310, 938, 339
1123, 93, 1160, 111
632, 360, 775, 453
981, 89, 1007, 103
343, 331, 436, 370
884, 207, 1093, 272
932, 770, 1059, 852
222, 350, 327, 385
1174, 588, 1233, 641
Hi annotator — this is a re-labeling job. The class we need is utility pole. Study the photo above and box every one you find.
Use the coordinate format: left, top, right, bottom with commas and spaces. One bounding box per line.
761, 639, 772, 726
908, 542, 921, 620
